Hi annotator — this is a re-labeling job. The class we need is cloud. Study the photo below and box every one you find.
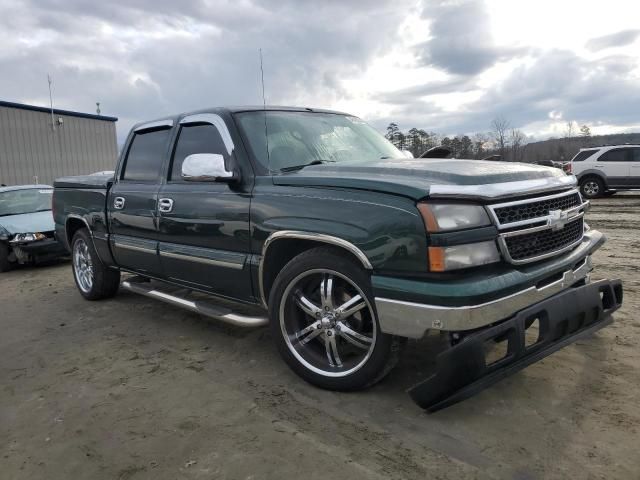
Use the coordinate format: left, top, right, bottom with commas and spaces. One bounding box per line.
0, 0, 413, 140
586, 29, 640, 51
414, 0, 526, 75
374, 49, 640, 136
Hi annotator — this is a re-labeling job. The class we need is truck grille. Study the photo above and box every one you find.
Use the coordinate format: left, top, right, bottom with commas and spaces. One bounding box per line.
490, 189, 587, 264
493, 192, 581, 225
503, 217, 584, 261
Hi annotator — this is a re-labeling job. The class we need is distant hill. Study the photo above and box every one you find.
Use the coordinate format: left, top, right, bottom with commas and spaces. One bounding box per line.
523, 132, 640, 163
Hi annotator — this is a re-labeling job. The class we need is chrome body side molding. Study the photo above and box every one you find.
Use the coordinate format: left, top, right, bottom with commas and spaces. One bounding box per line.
428, 175, 577, 200
258, 230, 373, 307
158, 243, 246, 270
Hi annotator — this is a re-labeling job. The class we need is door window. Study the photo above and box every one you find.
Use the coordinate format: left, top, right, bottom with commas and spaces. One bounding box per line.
598, 148, 629, 162
169, 123, 230, 181
632, 148, 640, 162
121, 128, 171, 182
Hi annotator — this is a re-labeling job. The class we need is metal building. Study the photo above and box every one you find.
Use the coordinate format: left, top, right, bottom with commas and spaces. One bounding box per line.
0, 100, 118, 186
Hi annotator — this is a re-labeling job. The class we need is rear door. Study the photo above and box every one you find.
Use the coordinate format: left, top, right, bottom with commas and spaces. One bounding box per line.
156, 113, 253, 301
597, 148, 631, 187
108, 121, 172, 275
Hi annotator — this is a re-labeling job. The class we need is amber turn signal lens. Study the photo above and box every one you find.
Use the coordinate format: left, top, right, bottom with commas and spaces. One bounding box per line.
417, 204, 439, 232
428, 246, 446, 272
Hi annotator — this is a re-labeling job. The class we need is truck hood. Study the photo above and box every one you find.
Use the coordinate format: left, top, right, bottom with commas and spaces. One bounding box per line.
272, 158, 573, 200
0, 210, 55, 235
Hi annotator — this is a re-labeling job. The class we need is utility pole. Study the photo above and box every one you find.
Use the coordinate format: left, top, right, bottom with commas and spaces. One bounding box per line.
47, 74, 56, 131
96, 102, 101, 115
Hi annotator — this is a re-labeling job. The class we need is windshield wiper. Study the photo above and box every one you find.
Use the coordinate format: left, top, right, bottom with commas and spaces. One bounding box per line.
279, 159, 336, 172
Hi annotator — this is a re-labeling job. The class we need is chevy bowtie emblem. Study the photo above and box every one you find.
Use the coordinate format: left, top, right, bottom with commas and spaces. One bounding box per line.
548, 209, 575, 231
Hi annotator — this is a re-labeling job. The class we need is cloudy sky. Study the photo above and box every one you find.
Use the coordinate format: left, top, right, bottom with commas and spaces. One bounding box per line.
1, 0, 639, 142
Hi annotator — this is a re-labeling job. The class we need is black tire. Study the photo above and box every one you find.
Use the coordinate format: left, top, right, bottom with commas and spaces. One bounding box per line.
71, 228, 120, 300
0, 242, 11, 272
580, 176, 604, 199
268, 247, 403, 391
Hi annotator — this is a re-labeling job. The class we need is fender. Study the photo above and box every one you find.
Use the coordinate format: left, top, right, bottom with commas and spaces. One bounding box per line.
65, 214, 117, 267
576, 168, 608, 185
259, 231, 372, 307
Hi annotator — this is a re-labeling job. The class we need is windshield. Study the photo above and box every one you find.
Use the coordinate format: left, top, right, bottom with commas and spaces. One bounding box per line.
235, 111, 403, 172
0, 188, 53, 217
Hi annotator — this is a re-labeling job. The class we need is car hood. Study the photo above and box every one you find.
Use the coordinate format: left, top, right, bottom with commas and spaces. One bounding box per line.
272, 158, 571, 200
0, 210, 55, 235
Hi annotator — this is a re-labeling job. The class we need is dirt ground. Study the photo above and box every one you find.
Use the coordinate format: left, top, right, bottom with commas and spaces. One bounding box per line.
1, 194, 639, 480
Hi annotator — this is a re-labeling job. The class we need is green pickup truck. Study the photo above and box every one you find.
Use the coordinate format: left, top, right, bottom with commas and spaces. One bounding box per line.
53, 107, 622, 411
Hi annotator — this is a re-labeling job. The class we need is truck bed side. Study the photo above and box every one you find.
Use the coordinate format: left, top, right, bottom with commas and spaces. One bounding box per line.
53, 174, 116, 266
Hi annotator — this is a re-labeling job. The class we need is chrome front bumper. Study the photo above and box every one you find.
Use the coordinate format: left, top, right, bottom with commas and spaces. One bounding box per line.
375, 232, 602, 338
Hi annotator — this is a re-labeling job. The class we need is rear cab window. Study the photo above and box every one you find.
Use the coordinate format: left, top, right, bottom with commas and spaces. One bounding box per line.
121, 128, 172, 182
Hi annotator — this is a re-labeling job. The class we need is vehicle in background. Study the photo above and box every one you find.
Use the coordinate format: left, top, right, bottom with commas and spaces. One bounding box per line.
569, 145, 640, 198
53, 106, 622, 411
0, 185, 66, 271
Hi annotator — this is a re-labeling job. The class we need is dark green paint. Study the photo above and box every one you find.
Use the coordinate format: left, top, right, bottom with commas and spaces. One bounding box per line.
53, 107, 586, 309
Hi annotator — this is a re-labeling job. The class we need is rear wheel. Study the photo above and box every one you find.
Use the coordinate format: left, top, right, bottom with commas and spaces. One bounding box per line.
0, 242, 11, 272
71, 229, 120, 300
580, 176, 604, 199
269, 247, 403, 391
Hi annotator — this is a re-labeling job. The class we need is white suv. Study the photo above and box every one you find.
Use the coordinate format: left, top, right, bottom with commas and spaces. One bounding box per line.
569, 145, 640, 198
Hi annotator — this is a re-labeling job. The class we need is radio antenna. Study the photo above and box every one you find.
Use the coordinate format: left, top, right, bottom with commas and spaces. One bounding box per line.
259, 48, 270, 168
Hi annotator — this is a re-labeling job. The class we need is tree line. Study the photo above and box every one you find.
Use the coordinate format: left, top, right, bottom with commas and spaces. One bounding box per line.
384, 117, 637, 163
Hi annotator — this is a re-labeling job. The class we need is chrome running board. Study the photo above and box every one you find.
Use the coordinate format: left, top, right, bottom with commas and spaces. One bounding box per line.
121, 277, 268, 328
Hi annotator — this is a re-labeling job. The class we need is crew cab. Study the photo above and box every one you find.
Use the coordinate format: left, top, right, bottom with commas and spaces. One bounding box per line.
570, 144, 640, 198
53, 107, 622, 411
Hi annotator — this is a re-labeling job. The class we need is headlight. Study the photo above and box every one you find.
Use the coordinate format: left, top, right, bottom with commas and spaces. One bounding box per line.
418, 202, 501, 271
428, 241, 501, 272
10, 232, 46, 243
417, 203, 491, 232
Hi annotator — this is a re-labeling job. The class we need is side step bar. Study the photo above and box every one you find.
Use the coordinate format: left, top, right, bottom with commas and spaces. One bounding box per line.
121, 278, 269, 328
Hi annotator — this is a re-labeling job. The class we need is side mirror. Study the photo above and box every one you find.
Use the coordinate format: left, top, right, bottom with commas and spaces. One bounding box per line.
181, 153, 236, 182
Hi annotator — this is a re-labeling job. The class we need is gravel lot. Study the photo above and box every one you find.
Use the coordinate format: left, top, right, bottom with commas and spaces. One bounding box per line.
1, 194, 639, 480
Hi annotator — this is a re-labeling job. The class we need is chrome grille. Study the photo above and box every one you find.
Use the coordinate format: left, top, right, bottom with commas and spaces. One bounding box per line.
490, 189, 588, 265
503, 218, 584, 261
493, 192, 581, 225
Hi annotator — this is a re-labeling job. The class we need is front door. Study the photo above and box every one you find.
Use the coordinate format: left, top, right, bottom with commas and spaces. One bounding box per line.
108, 124, 172, 275
156, 114, 253, 301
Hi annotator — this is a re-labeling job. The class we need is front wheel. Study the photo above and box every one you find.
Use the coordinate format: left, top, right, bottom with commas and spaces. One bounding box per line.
71, 229, 120, 300
580, 177, 604, 199
269, 247, 403, 391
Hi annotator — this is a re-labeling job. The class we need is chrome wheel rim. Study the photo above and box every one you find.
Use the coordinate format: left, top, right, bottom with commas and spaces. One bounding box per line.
73, 238, 94, 293
279, 269, 377, 377
583, 181, 599, 197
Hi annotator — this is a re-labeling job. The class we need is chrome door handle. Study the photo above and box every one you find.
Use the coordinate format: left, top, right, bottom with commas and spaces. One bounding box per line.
158, 198, 174, 213
113, 197, 125, 209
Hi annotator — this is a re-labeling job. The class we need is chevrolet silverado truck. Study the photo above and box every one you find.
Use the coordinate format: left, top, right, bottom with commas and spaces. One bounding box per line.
53, 107, 623, 411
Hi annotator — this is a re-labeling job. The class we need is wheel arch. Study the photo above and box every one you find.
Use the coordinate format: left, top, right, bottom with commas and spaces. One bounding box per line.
259, 231, 372, 308
65, 215, 93, 246
577, 170, 608, 187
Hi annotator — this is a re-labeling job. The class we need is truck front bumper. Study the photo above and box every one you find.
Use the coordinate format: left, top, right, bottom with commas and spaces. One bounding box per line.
374, 229, 604, 337
409, 278, 622, 412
